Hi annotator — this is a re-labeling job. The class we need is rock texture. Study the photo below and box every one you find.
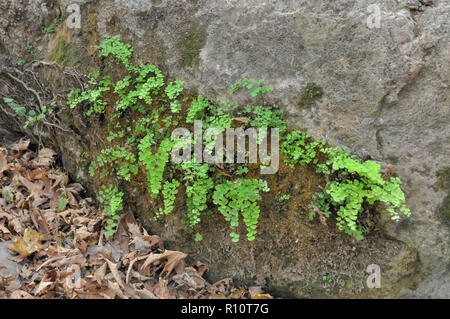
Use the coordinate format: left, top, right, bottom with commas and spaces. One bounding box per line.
0, 0, 449, 297
0, 242, 17, 277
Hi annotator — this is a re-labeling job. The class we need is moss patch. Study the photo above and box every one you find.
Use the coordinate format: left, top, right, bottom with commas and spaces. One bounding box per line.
177, 26, 206, 67
50, 36, 76, 68
298, 82, 324, 108
439, 195, 450, 218
434, 167, 450, 191
434, 167, 450, 219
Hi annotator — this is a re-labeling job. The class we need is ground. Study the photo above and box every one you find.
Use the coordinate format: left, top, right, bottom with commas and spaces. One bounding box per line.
0, 139, 271, 299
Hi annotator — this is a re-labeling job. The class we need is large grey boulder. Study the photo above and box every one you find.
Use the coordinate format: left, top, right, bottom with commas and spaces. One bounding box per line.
0, 0, 448, 297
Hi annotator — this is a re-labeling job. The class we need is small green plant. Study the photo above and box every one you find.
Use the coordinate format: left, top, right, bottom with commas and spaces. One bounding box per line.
186, 95, 211, 124
229, 78, 273, 98
139, 137, 173, 198
67, 76, 112, 115
213, 179, 270, 242
244, 105, 287, 137
18, 59, 26, 66
3, 98, 54, 129
311, 148, 410, 239
26, 43, 35, 57
3, 97, 27, 117
236, 166, 249, 175
67, 36, 411, 242
98, 185, 123, 237
322, 275, 332, 284
58, 196, 68, 211
181, 162, 214, 228
165, 80, 184, 113
157, 179, 181, 218
24, 106, 52, 129
165, 80, 184, 99
282, 130, 410, 240
195, 232, 203, 242
281, 131, 325, 166
41, 18, 61, 34
90, 145, 138, 181
95, 35, 134, 70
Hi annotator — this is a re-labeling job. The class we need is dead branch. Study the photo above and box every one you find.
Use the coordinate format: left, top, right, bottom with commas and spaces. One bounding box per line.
3, 71, 43, 111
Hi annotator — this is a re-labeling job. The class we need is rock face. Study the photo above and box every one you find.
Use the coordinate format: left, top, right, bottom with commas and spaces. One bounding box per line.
0, 242, 17, 277
0, 0, 449, 297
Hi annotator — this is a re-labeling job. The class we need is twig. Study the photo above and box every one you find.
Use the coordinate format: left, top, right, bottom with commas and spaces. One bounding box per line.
30, 60, 63, 71
313, 206, 328, 226
0, 102, 18, 118
43, 119, 71, 132
3, 71, 43, 111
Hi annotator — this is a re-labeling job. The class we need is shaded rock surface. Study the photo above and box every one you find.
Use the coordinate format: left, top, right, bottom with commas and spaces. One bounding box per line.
0, 0, 449, 297
0, 242, 17, 277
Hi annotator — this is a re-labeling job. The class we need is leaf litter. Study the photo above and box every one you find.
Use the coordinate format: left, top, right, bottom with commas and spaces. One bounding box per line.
0, 139, 272, 299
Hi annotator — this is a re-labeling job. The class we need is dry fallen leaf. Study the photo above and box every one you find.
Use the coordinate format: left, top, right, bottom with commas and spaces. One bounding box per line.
140, 250, 187, 278
0, 148, 8, 177
32, 148, 56, 168
172, 268, 206, 290
11, 139, 30, 153
10, 290, 34, 299
35, 280, 54, 296
9, 228, 44, 257
252, 294, 273, 299
249, 286, 273, 299
0, 142, 251, 300
94, 262, 107, 285
9, 217, 24, 234
105, 259, 125, 289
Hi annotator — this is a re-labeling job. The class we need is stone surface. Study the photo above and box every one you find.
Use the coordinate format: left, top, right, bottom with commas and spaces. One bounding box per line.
0, 242, 17, 277
0, 0, 449, 298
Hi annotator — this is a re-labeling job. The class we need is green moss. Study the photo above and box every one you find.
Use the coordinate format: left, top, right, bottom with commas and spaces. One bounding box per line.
434, 167, 450, 191
434, 167, 450, 218
177, 26, 206, 67
50, 36, 76, 68
439, 194, 450, 218
298, 82, 324, 108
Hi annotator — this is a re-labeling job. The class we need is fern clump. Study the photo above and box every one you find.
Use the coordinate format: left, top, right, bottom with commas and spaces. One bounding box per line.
186, 95, 211, 124
311, 148, 410, 239
281, 131, 325, 166
229, 78, 273, 98
89, 145, 138, 181
67, 36, 411, 241
180, 162, 214, 228
213, 179, 270, 242
96, 35, 134, 69
139, 137, 173, 198
157, 179, 181, 218
98, 185, 124, 237
282, 133, 411, 240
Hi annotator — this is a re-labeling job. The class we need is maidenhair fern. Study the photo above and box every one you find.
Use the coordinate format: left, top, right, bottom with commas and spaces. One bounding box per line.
138, 136, 173, 198
98, 185, 124, 237
213, 179, 270, 242
67, 36, 411, 241
157, 179, 181, 218
180, 162, 213, 228
186, 95, 210, 123
284, 134, 412, 240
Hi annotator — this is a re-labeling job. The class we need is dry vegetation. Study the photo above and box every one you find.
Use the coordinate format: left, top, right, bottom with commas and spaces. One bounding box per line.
0, 139, 272, 299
